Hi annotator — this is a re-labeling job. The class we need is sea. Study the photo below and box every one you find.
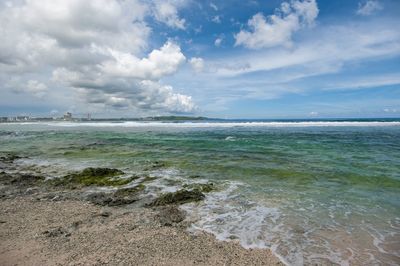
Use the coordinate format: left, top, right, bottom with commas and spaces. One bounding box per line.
0, 119, 399, 265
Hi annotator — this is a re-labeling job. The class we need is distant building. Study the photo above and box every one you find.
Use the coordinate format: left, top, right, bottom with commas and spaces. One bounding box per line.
0, 117, 8, 122
63, 112, 72, 120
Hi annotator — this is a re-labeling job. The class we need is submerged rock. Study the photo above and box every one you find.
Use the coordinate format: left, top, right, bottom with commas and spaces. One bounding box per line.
144, 161, 168, 170
183, 182, 215, 193
149, 189, 205, 206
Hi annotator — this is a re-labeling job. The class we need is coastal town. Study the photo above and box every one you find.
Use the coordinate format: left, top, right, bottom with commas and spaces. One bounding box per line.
0, 112, 77, 123
0, 113, 207, 123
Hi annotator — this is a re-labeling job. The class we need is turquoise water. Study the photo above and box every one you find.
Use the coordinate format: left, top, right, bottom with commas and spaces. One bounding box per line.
1, 121, 399, 265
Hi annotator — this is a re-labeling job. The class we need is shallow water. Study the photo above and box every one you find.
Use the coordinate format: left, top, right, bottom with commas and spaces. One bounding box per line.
1, 121, 399, 265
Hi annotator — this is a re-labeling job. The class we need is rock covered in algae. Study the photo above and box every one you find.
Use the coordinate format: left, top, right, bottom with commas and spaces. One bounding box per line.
0, 172, 45, 186
183, 182, 215, 193
50, 167, 133, 188
149, 189, 205, 206
85, 184, 146, 206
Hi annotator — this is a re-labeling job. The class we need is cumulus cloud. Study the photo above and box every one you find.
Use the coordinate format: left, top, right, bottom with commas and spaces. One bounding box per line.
189, 57, 205, 73
215, 36, 224, 47
0, 0, 195, 114
98, 41, 186, 80
357, 0, 383, 16
10, 80, 48, 98
234, 0, 319, 49
152, 0, 186, 30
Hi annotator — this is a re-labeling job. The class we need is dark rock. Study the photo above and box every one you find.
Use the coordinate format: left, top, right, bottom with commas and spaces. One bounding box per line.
42, 227, 69, 237
49, 167, 132, 188
0, 172, 14, 183
108, 197, 137, 206
0, 153, 22, 163
149, 189, 205, 206
114, 184, 145, 197
141, 175, 158, 183
157, 205, 186, 226
100, 211, 112, 217
79, 167, 124, 177
85, 192, 138, 206
71, 221, 82, 230
0, 172, 45, 187
144, 161, 168, 170
85, 192, 113, 206
183, 182, 215, 193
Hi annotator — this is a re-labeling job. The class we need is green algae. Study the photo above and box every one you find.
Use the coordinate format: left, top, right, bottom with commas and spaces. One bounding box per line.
183, 182, 215, 193
114, 183, 146, 197
149, 189, 205, 206
50, 167, 133, 188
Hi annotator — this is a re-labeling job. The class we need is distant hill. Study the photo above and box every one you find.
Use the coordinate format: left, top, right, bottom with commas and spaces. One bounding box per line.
145, 116, 207, 121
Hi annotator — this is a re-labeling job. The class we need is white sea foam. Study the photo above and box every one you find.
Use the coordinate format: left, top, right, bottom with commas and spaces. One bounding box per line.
2, 121, 400, 128
179, 178, 400, 266
181, 181, 288, 262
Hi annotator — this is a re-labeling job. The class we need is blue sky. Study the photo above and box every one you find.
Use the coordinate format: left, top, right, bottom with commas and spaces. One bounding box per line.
0, 0, 399, 118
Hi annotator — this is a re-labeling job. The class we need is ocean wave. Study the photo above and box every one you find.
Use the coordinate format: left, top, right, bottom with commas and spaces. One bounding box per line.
3, 121, 400, 128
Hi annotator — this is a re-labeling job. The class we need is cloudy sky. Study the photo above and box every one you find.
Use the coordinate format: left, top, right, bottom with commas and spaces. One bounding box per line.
0, 0, 399, 118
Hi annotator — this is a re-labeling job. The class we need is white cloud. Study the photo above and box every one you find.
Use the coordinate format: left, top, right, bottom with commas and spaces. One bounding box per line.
210, 3, 218, 11
173, 20, 400, 111
357, 0, 383, 16
214, 36, 223, 47
152, 0, 186, 30
212, 15, 221, 23
99, 41, 186, 80
0, 0, 195, 114
321, 73, 400, 91
221, 23, 400, 77
189, 57, 204, 73
383, 108, 398, 113
11, 80, 48, 98
235, 0, 319, 49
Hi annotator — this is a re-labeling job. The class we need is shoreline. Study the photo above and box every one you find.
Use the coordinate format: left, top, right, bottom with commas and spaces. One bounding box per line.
0, 156, 283, 265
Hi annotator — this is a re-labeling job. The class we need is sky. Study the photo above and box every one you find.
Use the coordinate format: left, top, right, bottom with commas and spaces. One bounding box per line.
0, 0, 399, 119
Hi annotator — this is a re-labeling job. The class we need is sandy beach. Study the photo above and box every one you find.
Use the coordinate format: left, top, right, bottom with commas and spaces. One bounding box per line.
0, 157, 282, 266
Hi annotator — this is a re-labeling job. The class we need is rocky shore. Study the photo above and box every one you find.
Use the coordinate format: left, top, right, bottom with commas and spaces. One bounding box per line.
0, 153, 282, 265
